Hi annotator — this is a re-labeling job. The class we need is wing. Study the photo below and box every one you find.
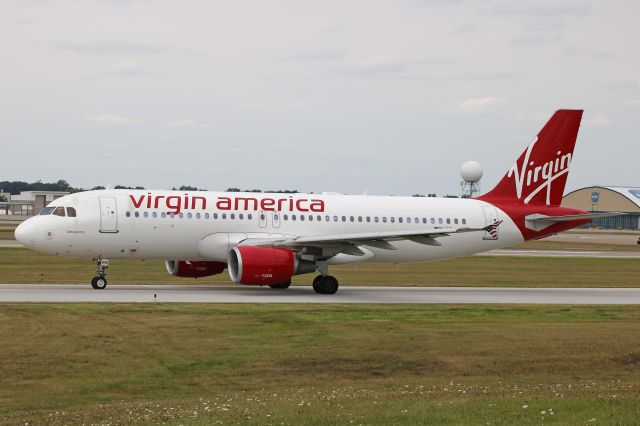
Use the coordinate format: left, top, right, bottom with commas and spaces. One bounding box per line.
238, 222, 502, 257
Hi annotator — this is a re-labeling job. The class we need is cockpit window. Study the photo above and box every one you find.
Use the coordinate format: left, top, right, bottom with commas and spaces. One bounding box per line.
53, 207, 66, 217
66, 207, 77, 217
39, 207, 55, 215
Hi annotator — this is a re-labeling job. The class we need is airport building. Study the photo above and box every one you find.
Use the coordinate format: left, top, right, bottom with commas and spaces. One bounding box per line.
562, 186, 640, 230
0, 191, 69, 216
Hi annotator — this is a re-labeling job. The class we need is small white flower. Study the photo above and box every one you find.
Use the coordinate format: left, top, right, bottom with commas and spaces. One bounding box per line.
522, 405, 528, 409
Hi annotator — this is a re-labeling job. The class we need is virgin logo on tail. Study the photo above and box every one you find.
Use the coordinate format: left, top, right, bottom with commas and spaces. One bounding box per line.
508, 137, 573, 205
478, 110, 582, 208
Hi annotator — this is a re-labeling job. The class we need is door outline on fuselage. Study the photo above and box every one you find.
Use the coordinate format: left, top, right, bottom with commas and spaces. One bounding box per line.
481, 205, 499, 240
99, 197, 119, 233
258, 210, 267, 228
271, 212, 281, 228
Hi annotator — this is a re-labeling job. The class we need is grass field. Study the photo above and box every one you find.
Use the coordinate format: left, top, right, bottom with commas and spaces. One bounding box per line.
1, 304, 639, 424
2, 247, 640, 287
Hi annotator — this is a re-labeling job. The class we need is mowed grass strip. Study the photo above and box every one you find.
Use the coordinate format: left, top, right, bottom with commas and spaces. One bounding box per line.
1, 247, 640, 287
0, 304, 639, 424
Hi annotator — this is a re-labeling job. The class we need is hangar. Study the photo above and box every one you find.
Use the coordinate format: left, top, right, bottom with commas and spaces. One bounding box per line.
562, 186, 640, 230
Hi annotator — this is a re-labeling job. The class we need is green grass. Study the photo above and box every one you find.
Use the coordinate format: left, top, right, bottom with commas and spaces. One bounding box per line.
1, 304, 639, 424
2, 247, 639, 287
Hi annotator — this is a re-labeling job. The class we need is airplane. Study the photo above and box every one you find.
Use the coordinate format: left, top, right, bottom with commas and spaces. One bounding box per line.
14, 110, 620, 294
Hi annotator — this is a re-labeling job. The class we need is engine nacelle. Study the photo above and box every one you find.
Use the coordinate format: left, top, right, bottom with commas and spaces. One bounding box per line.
165, 260, 226, 278
228, 246, 316, 285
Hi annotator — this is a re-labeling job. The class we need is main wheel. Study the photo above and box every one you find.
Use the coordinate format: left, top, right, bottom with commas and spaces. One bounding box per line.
312, 275, 323, 293
269, 281, 291, 289
91, 276, 107, 290
313, 275, 339, 294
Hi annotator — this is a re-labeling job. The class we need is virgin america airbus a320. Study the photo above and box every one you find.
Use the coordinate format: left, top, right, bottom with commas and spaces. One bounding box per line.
15, 110, 619, 294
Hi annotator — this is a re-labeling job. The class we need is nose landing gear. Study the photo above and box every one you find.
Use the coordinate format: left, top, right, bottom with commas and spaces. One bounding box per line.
91, 259, 109, 289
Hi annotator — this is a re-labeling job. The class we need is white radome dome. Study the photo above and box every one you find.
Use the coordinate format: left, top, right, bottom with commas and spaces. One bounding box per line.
461, 161, 483, 182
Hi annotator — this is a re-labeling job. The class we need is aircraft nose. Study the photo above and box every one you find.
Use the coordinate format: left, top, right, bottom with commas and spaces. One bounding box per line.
14, 220, 37, 246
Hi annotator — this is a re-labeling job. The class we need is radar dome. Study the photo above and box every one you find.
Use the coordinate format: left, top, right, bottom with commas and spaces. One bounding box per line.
460, 161, 483, 182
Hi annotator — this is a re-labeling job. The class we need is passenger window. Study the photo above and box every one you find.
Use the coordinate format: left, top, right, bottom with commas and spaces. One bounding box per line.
153, 212, 158, 218
292, 215, 297, 221
248, 214, 253, 220
239, 213, 244, 220
446, 218, 451, 224
213, 213, 218, 219
333, 216, 338, 222
300, 215, 305, 221
350, 216, 354, 222
422, 218, 427, 224
399, 217, 403, 223
126, 211, 131, 217
415, 217, 419, 224
325, 215, 330, 222
438, 218, 443, 224
53, 207, 65, 217
196, 213, 201, 219
221, 213, 226, 219
318, 215, 322, 221
462, 218, 467, 225
383, 217, 387, 223
178, 213, 183, 219
161, 212, 166, 218
430, 218, 435, 224
454, 218, 458, 224
187, 213, 193, 219
358, 216, 362, 222
391, 217, 395, 223
366, 216, 370, 222
230, 213, 235, 220
284, 214, 288, 221
260, 213, 265, 220
342, 216, 346, 222
135, 211, 140, 218
308, 215, 313, 221
374, 217, 379, 223
144, 212, 149, 218
204, 213, 209, 219
66, 207, 77, 217
170, 213, 175, 219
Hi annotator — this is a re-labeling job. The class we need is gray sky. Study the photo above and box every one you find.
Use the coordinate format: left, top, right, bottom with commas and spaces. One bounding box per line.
1, 0, 638, 195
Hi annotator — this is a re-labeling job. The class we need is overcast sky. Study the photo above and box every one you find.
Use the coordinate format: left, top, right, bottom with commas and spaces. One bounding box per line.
1, 0, 638, 195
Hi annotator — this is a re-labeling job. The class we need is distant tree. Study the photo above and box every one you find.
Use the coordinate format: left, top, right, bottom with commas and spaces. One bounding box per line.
178, 185, 206, 191
91, 186, 106, 190
0, 194, 7, 202
412, 194, 425, 197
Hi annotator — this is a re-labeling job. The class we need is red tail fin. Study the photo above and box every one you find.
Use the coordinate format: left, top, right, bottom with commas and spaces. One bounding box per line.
478, 110, 583, 206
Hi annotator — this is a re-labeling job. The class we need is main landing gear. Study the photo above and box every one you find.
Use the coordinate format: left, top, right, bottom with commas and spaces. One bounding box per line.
312, 275, 339, 294
91, 259, 109, 290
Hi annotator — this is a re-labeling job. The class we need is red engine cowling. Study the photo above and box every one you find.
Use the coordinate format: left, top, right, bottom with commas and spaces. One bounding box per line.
165, 260, 226, 278
228, 246, 296, 285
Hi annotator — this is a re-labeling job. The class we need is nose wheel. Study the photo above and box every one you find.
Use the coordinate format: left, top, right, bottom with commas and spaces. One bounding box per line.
91, 259, 110, 289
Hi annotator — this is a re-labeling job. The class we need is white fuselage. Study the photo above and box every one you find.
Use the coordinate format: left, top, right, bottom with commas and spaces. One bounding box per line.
16, 190, 523, 264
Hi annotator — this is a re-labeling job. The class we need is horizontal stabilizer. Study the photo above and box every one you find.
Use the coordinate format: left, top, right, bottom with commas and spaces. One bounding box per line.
525, 212, 625, 231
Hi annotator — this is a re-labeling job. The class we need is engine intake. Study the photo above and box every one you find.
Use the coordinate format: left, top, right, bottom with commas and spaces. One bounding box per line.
228, 246, 315, 285
165, 260, 226, 278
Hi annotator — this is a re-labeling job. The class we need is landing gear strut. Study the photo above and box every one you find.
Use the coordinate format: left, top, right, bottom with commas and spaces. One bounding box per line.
312, 275, 339, 294
91, 259, 109, 289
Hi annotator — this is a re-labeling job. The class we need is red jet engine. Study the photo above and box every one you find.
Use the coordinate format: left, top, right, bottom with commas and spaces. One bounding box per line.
165, 260, 226, 278
228, 246, 315, 285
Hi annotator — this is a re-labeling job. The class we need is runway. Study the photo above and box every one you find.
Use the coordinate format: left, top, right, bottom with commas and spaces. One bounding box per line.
1, 284, 640, 304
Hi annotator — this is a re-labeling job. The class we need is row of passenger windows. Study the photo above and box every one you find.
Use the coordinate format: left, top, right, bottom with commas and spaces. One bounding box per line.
39, 206, 77, 217
124, 210, 467, 225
